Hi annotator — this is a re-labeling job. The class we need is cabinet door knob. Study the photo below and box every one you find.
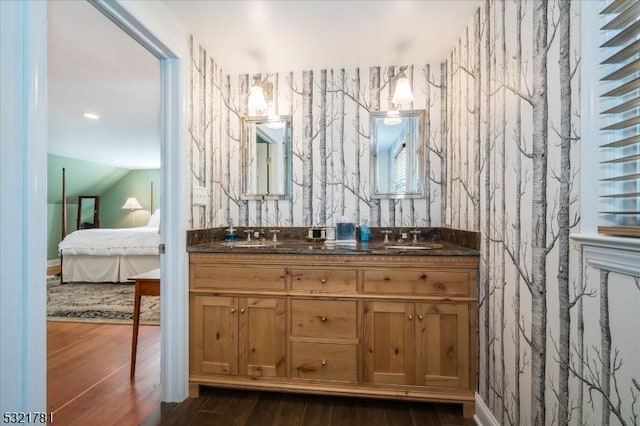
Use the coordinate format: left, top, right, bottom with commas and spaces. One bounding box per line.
240, 308, 245, 314
321, 278, 326, 284
230, 308, 236, 313
320, 360, 327, 366
320, 316, 327, 322
418, 315, 423, 321
408, 315, 413, 320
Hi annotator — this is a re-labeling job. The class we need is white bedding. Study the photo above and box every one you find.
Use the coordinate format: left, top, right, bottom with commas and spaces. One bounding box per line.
58, 226, 160, 256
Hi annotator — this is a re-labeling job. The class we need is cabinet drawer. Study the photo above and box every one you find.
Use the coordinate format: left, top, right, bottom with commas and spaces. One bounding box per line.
290, 268, 357, 293
191, 264, 286, 291
291, 299, 357, 338
363, 269, 471, 296
291, 342, 357, 382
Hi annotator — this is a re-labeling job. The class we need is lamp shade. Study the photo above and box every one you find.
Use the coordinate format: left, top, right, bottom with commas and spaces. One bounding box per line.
122, 197, 143, 210
391, 70, 414, 106
383, 110, 402, 126
248, 84, 268, 113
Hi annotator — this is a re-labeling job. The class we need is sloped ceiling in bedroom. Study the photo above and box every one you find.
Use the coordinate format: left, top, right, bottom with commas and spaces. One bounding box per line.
47, 1, 160, 170
47, 154, 130, 203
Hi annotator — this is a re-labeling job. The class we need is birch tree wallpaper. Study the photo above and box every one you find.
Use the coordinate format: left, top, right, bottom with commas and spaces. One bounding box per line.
188, 41, 444, 229
442, 1, 640, 425
186, 1, 640, 425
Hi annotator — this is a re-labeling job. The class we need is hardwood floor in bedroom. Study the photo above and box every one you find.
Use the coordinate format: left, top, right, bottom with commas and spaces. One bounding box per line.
47, 321, 160, 425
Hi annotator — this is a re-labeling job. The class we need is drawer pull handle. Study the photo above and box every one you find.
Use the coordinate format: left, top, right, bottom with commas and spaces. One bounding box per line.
240, 308, 245, 314
320, 316, 327, 322
321, 360, 327, 366
321, 278, 326, 284
408, 315, 413, 320
230, 308, 236, 313
418, 315, 423, 321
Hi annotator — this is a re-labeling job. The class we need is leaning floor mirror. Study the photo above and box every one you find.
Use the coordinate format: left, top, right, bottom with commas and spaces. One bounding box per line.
240, 116, 292, 200
370, 110, 425, 199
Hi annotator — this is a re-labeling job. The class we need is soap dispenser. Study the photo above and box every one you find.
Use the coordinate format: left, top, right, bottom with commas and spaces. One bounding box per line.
224, 220, 237, 242
360, 219, 371, 242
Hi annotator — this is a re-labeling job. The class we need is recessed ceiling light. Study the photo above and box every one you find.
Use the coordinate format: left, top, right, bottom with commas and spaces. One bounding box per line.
83, 112, 99, 120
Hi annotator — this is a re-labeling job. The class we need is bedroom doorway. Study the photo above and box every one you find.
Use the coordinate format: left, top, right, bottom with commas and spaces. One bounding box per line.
46, 0, 187, 412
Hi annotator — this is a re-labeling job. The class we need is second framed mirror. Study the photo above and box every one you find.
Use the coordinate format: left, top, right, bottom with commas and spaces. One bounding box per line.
370, 110, 425, 199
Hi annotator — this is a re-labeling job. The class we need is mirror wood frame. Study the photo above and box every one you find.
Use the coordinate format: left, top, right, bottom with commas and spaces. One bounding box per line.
369, 109, 426, 199
77, 195, 100, 230
240, 115, 293, 200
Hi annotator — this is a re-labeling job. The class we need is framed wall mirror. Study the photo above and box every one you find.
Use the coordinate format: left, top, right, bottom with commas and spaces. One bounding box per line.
370, 110, 425, 199
240, 116, 292, 200
77, 195, 100, 230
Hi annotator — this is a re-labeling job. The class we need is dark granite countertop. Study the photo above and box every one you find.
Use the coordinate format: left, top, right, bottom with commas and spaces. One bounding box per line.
187, 227, 479, 257
188, 240, 478, 256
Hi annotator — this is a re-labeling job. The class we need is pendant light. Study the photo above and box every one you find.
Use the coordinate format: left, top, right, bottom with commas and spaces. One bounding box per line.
248, 78, 268, 114
383, 110, 402, 126
391, 68, 413, 106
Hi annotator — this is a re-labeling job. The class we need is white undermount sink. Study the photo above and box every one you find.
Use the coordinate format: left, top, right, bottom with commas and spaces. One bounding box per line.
225, 242, 273, 248
385, 245, 430, 250
384, 244, 443, 250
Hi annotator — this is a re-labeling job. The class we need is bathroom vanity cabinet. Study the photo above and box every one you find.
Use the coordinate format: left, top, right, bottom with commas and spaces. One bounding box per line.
189, 249, 478, 417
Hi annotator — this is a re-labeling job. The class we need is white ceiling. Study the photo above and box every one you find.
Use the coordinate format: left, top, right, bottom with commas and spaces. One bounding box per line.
47, 0, 481, 169
47, 0, 161, 170
163, 0, 482, 74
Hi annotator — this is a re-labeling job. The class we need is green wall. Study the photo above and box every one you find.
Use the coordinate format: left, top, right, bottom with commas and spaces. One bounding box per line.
101, 169, 161, 229
47, 154, 160, 261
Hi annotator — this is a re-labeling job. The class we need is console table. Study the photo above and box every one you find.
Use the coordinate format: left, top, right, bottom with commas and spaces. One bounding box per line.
129, 268, 160, 379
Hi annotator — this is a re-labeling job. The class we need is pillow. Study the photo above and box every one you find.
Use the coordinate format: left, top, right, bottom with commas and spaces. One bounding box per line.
147, 209, 161, 228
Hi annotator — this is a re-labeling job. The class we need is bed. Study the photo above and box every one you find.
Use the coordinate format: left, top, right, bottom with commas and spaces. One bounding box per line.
58, 168, 160, 283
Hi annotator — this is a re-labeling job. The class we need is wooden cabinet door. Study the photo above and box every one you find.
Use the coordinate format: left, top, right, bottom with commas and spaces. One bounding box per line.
191, 296, 238, 375
363, 301, 414, 385
238, 297, 286, 378
415, 303, 469, 389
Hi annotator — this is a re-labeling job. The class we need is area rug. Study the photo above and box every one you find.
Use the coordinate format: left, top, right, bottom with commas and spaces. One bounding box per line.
47, 277, 159, 325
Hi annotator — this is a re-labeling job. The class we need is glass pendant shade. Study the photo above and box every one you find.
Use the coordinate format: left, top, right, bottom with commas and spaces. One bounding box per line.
248, 84, 268, 113
383, 110, 402, 126
391, 70, 414, 106
266, 114, 284, 129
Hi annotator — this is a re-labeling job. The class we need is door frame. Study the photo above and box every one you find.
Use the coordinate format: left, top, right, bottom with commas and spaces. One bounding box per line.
88, 0, 189, 402
0, 0, 188, 411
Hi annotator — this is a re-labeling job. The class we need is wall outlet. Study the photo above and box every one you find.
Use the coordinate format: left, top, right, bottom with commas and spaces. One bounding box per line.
193, 186, 208, 206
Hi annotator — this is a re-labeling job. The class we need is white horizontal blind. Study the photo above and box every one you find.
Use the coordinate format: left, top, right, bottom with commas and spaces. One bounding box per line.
393, 144, 407, 192
599, 0, 640, 237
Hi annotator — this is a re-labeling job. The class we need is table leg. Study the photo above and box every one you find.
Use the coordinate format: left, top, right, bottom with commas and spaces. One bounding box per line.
130, 286, 141, 379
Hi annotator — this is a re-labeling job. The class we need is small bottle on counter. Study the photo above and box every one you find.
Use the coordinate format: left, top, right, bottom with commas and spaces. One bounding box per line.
360, 219, 371, 242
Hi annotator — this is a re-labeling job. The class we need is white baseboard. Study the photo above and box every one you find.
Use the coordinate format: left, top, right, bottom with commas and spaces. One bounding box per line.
47, 259, 61, 268
474, 392, 500, 426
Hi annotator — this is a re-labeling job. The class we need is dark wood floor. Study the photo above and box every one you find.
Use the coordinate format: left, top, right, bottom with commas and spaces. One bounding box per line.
143, 386, 476, 426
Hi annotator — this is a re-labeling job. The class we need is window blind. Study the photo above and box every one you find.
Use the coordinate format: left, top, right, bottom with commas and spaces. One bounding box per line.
598, 0, 640, 237
393, 144, 407, 193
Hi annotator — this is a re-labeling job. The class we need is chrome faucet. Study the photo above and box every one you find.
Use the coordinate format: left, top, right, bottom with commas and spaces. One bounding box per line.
269, 230, 280, 242
381, 230, 393, 243
410, 230, 421, 243
244, 229, 253, 241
